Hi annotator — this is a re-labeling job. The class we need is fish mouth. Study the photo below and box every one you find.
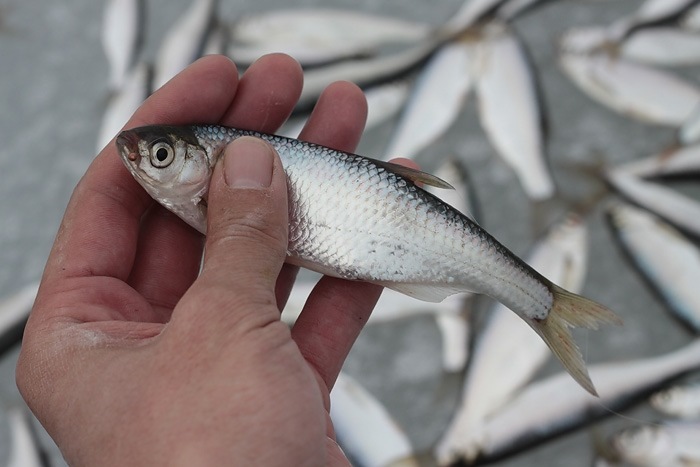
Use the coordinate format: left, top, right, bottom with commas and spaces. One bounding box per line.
116, 130, 141, 162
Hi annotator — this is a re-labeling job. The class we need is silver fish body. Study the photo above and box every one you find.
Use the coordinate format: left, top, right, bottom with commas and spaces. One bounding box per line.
117, 124, 620, 394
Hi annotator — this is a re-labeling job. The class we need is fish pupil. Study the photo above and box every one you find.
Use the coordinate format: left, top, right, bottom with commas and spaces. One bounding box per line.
156, 147, 169, 162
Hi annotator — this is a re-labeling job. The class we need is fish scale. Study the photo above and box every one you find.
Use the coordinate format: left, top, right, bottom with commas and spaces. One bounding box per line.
117, 124, 621, 394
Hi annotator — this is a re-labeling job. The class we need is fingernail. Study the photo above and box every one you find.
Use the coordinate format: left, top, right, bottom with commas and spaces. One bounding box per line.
224, 136, 274, 188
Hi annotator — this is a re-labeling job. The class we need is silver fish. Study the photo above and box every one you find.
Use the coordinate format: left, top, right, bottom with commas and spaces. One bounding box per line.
101, 0, 144, 92
474, 22, 554, 201
116, 124, 620, 394
435, 213, 589, 465
382, 40, 474, 160
228, 9, 431, 68
614, 144, 700, 178
96, 61, 151, 152
559, 29, 700, 126
331, 372, 419, 467
152, 0, 218, 90
476, 339, 700, 462
650, 381, 700, 419
619, 27, 700, 67
441, 0, 507, 36
607, 201, 700, 332
606, 170, 700, 237
296, 38, 442, 112
611, 421, 700, 466
608, 0, 700, 42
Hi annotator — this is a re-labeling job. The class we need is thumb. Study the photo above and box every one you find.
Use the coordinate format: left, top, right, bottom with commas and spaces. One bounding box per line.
197, 136, 289, 305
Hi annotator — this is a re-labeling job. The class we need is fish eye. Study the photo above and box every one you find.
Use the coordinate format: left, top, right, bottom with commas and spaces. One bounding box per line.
150, 142, 175, 168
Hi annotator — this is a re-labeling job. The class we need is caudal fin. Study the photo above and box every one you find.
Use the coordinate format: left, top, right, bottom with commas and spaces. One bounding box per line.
527, 285, 622, 396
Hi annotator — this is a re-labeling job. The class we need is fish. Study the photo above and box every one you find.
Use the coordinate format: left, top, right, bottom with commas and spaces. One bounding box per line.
116, 124, 621, 395
496, 0, 558, 21
607, 0, 700, 42
295, 37, 442, 112
227, 9, 432, 68
613, 144, 700, 178
474, 22, 554, 201
382, 39, 474, 160
6, 406, 45, 467
610, 421, 700, 466
435, 212, 589, 465
618, 27, 700, 67
331, 372, 419, 467
152, 0, 219, 90
650, 381, 700, 419
0, 282, 39, 356
606, 201, 700, 332
101, 0, 145, 92
474, 339, 700, 462
441, 0, 508, 36
606, 170, 700, 238
96, 61, 151, 152
559, 29, 700, 126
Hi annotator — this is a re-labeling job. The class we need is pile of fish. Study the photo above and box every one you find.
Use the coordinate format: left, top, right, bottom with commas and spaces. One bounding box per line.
3, 0, 700, 465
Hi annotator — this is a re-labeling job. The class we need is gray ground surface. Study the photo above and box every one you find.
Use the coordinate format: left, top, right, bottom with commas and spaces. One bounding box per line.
0, 0, 698, 465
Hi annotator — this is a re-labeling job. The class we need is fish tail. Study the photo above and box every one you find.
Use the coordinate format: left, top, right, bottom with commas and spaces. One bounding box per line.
528, 284, 622, 396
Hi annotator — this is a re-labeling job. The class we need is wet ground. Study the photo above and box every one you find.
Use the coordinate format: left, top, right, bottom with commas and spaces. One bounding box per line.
0, 0, 698, 465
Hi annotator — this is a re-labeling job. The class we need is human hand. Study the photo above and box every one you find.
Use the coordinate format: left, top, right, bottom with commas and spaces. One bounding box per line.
16, 54, 385, 466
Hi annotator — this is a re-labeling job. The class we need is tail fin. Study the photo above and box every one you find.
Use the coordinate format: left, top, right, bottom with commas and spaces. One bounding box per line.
527, 285, 622, 396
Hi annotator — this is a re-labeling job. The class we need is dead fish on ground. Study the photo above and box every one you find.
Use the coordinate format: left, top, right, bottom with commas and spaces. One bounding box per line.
614, 144, 700, 178
101, 0, 145, 93
295, 37, 443, 112
96, 61, 151, 152
152, 0, 219, 90
609, 421, 700, 466
474, 339, 700, 463
608, 0, 700, 42
650, 381, 700, 419
116, 124, 620, 395
331, 372, 419, 467
228, 9, 432, 68
474, 22, 555, 201
435, 212, 589, 465
606, 201, 700, 333
559, 28, 700, 126
382, 40, 474, 161
606, 170, 700, 238
618, 27, 700, 67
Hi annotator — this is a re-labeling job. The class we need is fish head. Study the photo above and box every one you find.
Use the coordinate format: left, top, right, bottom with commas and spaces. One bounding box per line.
116, 125, 212, 234
612, 425, 674, 465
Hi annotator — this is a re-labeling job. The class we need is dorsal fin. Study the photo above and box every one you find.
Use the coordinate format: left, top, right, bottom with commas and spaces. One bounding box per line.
371, 159, 455, 190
